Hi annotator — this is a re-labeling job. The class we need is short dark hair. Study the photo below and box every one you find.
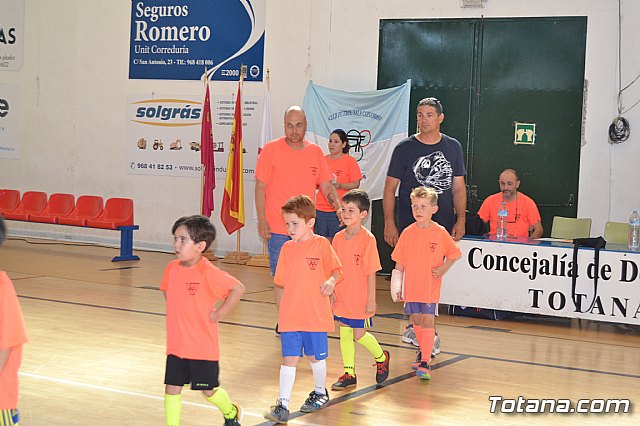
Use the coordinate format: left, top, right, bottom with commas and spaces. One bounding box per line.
417, 97, 443, 115
331, 129, 350, 154
171, 215, 216, 251
282, 194, 316, 222
342, 189, 370, 213
0, 217, 5, 245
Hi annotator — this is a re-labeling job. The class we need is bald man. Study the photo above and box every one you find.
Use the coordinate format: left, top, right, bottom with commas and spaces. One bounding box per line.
255, 106, 342, 321
477, 168, 543, 239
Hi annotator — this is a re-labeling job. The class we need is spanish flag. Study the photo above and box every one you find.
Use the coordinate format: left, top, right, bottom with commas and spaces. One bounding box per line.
220, 80, 245, 234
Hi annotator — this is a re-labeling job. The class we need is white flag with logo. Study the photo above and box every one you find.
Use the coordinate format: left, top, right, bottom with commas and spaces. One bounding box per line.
302, 80, 411, 200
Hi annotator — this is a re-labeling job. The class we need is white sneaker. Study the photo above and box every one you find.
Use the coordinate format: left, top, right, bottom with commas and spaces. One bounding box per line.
402, 325, 419, 347
431, 333, 441, 357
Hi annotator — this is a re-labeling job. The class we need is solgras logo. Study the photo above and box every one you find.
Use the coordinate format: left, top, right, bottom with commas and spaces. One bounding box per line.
131, 98, 202, 127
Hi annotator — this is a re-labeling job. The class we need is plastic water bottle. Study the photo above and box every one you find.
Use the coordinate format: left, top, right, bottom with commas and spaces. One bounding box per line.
629, 210, 640, 250
496, 202, 508, 240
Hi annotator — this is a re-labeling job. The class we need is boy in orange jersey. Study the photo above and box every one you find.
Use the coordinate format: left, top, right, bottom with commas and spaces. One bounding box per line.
264, 195, 343, 424
330, 189, 389, 390
0, 217, 28, 426
391, 187, 461, 380
161, 215, 245, 426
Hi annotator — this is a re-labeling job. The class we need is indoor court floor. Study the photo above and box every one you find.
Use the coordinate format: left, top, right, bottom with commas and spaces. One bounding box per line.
1, 237, 639, 425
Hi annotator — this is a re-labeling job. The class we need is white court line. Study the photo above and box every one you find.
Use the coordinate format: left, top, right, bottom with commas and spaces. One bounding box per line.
19, 372, 324, 425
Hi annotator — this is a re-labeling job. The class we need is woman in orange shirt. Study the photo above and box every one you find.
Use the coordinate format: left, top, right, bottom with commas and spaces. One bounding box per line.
315, 129, 363, 240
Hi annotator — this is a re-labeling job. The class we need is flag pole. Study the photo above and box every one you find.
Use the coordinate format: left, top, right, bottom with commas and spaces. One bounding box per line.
222, 65, 251, 264
247, 68, 272, 268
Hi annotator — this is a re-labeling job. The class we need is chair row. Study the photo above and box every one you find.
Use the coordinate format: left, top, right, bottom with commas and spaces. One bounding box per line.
0, 190, 134, 229
550, 216, 629, 244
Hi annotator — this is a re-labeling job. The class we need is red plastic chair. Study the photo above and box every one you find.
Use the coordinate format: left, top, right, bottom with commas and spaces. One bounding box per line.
86, 198, 134, 229
4, 191, 47, 221
0, 189, 21, 217
58, 195, 103, 226
30, 193, 76, 224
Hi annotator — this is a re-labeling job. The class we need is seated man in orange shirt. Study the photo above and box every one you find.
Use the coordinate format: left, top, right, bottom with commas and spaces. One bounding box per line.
477, 168, 543, 239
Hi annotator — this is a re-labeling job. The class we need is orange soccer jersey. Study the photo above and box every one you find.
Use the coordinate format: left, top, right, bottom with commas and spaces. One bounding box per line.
391, 223, 462, 303
0, 271, 28, 410
160, 258, 240, 361
275, 234, 342, 332
255, 137, 332, 235
315, 155, 363, 212
331, 227, 381, 319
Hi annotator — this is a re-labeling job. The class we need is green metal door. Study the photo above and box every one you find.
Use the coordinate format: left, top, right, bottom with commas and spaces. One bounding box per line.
374, 17, 587, 272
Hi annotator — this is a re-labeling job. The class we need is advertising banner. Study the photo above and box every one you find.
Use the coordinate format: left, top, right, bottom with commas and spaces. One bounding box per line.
129, 0, 265, 81
0, 83, 20, 159
0, 0, 24, 71
126, 94, 261, 179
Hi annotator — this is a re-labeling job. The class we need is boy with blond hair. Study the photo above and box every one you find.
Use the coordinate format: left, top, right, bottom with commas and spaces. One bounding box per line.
330, 189, 389, 390
161, 215, 245, 426
264, 195, 343, 424
0, 217, 28, 426
391, 187, 461, 379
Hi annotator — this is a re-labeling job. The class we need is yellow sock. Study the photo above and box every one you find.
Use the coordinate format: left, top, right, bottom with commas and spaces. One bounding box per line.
340, 326, 356, 375
356, 331, 385, 362
205, 387, 237, 420
164, 393, 182, 426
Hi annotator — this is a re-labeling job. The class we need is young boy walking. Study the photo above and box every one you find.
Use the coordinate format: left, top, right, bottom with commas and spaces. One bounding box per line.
0, 218, 28, 426
391, 187, 461, 380
330, 189, 389, 390
161, 215, 245, 426
264, 195, 343, 424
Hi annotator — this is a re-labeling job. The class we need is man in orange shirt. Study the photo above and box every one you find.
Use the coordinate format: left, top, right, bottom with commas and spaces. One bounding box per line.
0, 217, 28, 426
263, 195, 342, 424
477, 168, 543, 238
391, 187, 462, 380
255, 106, 342, 325
161, 215, 245, 426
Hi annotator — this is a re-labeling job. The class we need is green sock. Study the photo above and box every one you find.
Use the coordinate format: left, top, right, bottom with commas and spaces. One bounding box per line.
356, 331, 385, 362
340, 326, 356, 375
205, 387, 237, 420
164, 393, 182, 426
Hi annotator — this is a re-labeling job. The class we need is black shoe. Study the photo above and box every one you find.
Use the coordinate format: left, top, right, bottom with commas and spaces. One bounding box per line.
331, 373, 357, 390
264, 400, 289, 424
300, 389, 329, 412
375, 350, 390, 384
224, 403, 242, 426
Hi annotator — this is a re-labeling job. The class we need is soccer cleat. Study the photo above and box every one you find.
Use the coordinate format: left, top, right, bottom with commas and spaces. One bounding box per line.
411, 351, 422, 371
264, 400, 290, 424
375, 350, 391, 384
224, 403, 243, 426
300, 389, 330, 413
432, 332, 441, 357
331, 373, 357, 390
416, 361, 432, 380
402, 325, 419, 347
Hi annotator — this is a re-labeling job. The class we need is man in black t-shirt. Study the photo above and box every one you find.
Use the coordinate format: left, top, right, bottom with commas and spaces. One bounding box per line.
383, 97, 467, 358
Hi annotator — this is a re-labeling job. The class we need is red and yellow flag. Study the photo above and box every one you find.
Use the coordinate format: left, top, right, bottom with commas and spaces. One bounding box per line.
200, 79, 215, 217
220, 80, 245, 234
